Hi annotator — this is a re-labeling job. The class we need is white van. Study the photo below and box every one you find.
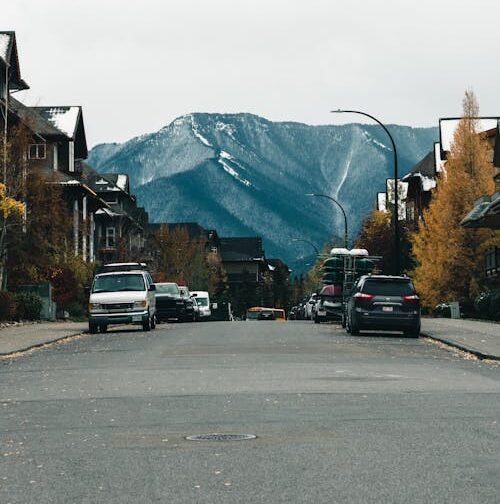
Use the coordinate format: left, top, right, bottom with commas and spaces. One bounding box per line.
88, 265, 156, 333
190, 291, 211, 320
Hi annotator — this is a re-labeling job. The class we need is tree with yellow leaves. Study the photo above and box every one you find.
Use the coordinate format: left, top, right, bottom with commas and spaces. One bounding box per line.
411, 91, 498, 308
0, 182, 25, 288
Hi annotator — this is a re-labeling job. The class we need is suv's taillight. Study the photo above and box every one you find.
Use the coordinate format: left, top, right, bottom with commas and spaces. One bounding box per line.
354, 292, 374, 301
403, 294, 419, 302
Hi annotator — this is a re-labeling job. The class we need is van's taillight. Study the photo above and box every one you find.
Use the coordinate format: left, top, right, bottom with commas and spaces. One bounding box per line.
403, 294, 419, 302
354, 293, 374, 301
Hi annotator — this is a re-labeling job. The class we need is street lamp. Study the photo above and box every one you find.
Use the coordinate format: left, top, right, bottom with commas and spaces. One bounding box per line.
292, 238, 320, 256
331, 109, 400, 275
305, 193, 348, 248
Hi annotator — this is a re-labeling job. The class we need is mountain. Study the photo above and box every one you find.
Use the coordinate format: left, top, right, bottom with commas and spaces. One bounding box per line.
88, 113, 437, 272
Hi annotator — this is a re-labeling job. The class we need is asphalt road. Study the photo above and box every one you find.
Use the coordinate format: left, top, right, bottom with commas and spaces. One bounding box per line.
0, 320, 499, 503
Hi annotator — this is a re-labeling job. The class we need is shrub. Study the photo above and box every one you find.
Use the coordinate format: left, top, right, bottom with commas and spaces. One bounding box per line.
15, 292, 42, 320
0, 292, 17, 321
475, 291, 500, 321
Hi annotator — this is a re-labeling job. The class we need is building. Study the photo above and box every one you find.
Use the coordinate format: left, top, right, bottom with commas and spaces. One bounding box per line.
219, 237, 267, 285
82, 167, 149, 263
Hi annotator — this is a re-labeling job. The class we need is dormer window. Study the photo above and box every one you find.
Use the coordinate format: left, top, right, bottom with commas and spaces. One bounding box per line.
28, 144, 46, 160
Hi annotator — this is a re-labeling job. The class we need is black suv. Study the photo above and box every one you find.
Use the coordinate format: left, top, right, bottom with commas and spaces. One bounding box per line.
155, 282, 188, 322
345, 275, 420, 337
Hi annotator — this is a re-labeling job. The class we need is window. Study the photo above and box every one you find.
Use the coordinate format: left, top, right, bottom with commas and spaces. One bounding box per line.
28, 144, 46, 160
92, 273, 145, 293
68, 141, 74, 172
103, 194, 119, 204
106, 226, 116, 248
362, 279, 415, 296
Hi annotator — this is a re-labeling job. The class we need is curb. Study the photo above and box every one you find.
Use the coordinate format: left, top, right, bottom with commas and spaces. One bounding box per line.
421, 332, 500, 361
0, 330, 87, 358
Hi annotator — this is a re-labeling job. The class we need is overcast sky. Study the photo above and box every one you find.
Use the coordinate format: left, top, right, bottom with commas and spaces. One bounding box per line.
5, 0, 500, 147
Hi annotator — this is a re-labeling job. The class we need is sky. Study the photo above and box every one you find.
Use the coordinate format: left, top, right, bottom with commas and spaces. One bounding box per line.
4, 0, 500, 147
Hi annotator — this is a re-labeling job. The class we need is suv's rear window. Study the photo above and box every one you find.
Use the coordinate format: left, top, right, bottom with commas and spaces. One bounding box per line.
361, 280, 415, 296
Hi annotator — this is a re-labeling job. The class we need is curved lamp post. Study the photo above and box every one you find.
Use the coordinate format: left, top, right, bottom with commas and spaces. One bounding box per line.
305, 193, 348, 249
331, 109, 400, 275
292, 238, 320, 256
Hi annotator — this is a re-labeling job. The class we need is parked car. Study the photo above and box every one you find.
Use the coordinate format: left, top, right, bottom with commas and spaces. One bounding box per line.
178, 286, 197, 322
304, 294, 318, 320
155, 282, 188, 322
288, 306, 297, 320
191, 291, 211, 320
345, 275, 420, 337
315, 284, 343, 323
88, 265, 156, 333
258, 309, 276, 320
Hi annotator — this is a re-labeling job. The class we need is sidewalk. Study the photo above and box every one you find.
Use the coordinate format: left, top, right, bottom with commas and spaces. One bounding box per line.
0, 321, 87, 356
421, 317, 500, 360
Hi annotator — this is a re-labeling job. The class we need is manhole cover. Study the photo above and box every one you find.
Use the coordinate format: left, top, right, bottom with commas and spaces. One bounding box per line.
185, 433, 257, 442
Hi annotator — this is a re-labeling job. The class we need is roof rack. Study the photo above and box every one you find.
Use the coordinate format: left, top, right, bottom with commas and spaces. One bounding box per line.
96, 262, 148, 274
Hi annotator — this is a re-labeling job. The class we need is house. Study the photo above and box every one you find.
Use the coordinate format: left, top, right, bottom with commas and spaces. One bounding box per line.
7, 96, 108, 262
82, 167, 149, 263
401, 150, 436, 224
1, 31, 108, 263
219, 236, 269, 284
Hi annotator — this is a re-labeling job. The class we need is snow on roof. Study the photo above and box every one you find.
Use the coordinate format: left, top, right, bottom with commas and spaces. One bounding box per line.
434, 143, 446, 173
440, 118, 499, 152
0, 33, 11, 63
44, 107, 80, 137
116, 174, 128, 191
413, 173, 437, 192
59, 179, 80, 186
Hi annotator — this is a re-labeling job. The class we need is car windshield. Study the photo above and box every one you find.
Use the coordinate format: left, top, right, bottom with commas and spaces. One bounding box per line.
92, 274, 145, 293
362, 280, 415, 296
246, 311, 259, 320
156, 284, 180, 295
196, 297, 209, 307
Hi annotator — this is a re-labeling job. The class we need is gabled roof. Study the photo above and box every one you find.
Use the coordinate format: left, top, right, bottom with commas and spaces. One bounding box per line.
8, 96, 64, 138
30, 106, 88, 159
402, 150, 437, 192
461, 191, 500, 229
403, 150, 435, 178
33, 106, 81, 138
267, 258, 291, 272
102, 173, 130, 194
220, 237, 264, 262
0, 31, 29, 91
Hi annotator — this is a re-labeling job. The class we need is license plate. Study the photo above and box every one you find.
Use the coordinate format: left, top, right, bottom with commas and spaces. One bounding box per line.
132, 314, 143, 322
382, 306, 393, 312
318, 310, 326, 316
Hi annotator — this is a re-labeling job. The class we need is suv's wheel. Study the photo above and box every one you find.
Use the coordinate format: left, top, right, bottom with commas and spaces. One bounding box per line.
349, 314, 360, 336
314, 315, 320, 324
89, 322, 98, 334
404, 325, 420, 338
100, 324, 108, 333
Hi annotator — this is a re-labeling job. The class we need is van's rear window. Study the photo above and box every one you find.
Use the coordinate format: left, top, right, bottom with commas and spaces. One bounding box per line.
92, 274, 145, 293
362, 280, 415, 296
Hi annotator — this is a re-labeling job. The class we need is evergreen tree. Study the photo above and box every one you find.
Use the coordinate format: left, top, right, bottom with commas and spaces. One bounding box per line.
411, 91, 498, 308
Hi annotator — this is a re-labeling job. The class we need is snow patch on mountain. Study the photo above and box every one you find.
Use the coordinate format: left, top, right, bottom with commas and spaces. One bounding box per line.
218, 151, 251, 187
